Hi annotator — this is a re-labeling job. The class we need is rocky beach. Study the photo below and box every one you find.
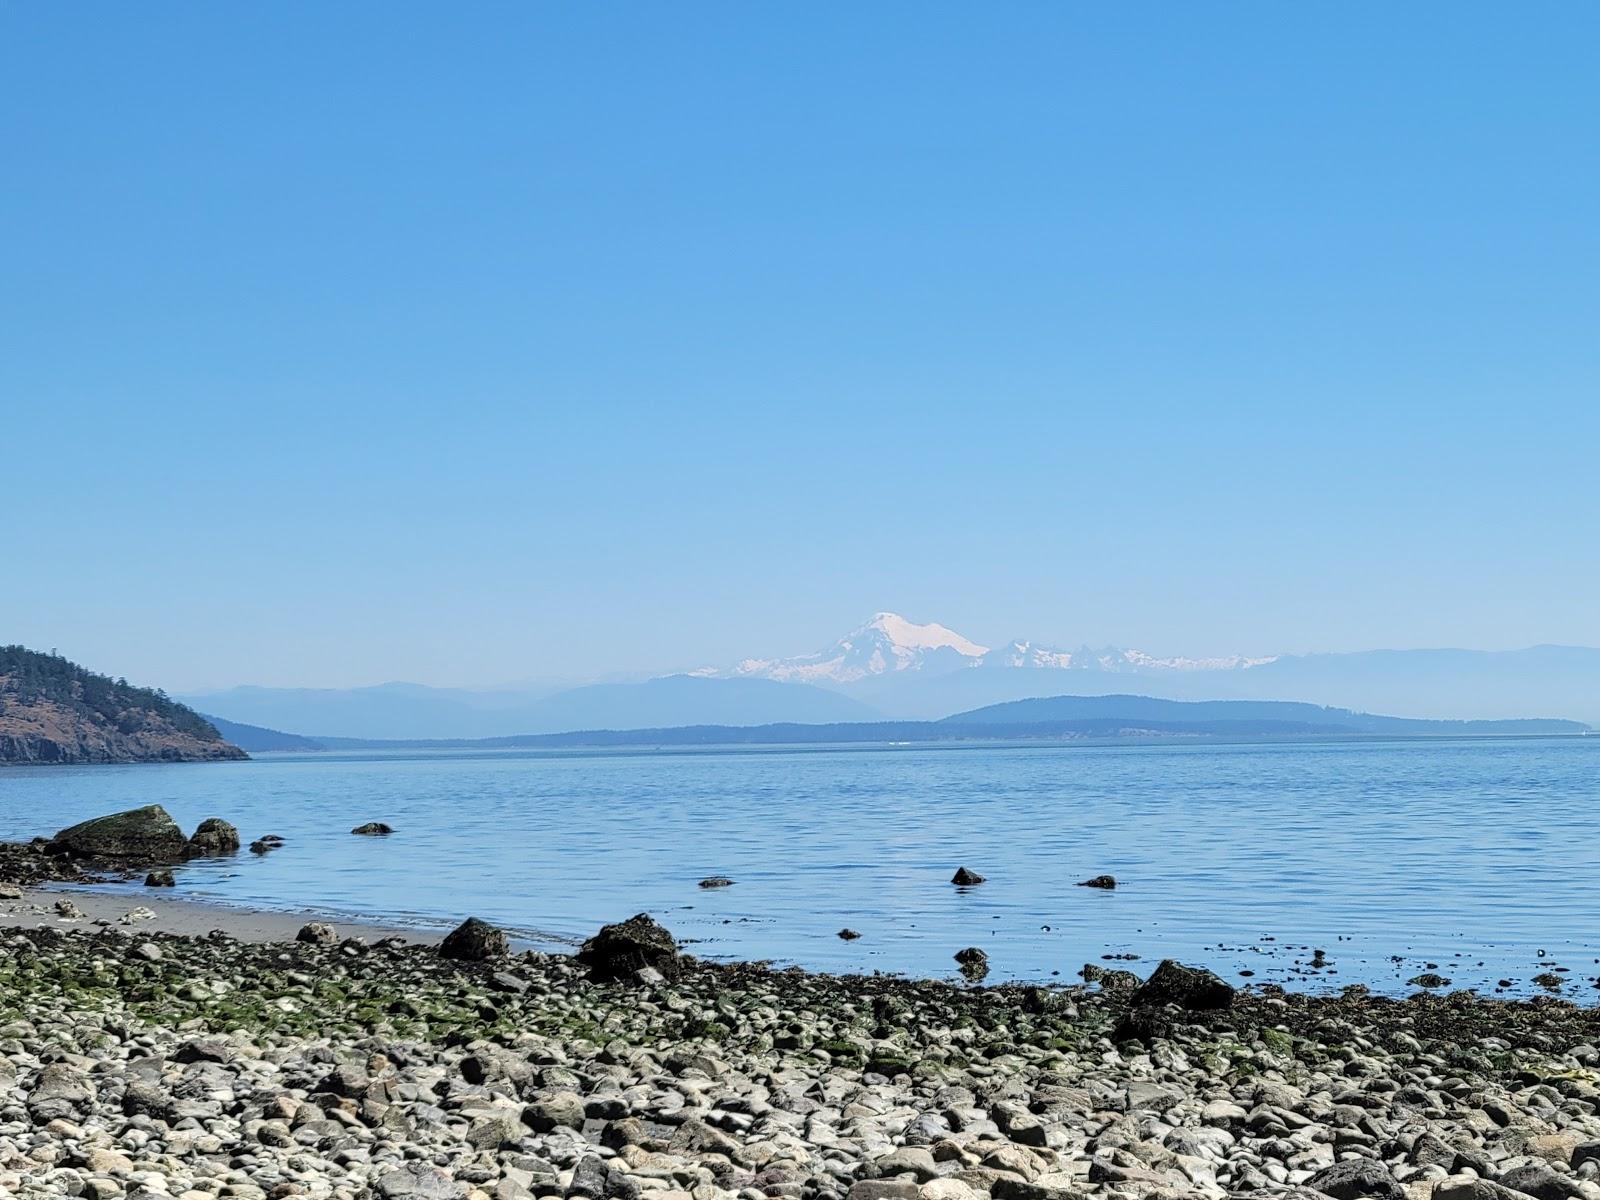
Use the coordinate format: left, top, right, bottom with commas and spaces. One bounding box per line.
6, 819, 1600, 1200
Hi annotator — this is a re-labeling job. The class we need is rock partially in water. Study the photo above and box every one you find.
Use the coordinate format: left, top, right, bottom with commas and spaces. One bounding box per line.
950, 866, 985, 886
144, 869, 175, 887
352, 821, 395, 836
439, 916, 509, 961
954, 946, 989, 981
48, 805, 189, 863
1131, 959, 1235, 1010
1082, 962, 1139, 991
298, 921, 338, 945
186, 816, 240, 856
577, 913, 680, 982
1076, 874, 1117, 889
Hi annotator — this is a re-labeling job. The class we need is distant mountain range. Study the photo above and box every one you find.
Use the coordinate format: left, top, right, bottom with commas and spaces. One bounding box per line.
186, 675, 875, 740
181, 612, 1600, 740
211, 692, 1587, 753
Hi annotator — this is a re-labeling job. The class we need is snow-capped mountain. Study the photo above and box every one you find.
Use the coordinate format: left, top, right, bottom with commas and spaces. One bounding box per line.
710, 614, 1277, 686
720, 613, 990, 684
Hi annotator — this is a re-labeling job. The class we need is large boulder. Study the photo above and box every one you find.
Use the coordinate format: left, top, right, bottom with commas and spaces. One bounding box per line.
1305, 1158, 1403, 1200
577, 913, 681, 983
49, 805, 189, 863
1130, 959, 1235, 1010
439, 916, 509, 961
187, 817, 240, 856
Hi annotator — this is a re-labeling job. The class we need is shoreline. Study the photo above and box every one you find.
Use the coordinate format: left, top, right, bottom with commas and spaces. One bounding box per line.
2, 834, 1595, 1004
6, 911, 1600, 1200
1, 881, 445, 945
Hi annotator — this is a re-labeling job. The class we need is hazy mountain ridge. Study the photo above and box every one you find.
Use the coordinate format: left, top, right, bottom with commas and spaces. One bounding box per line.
182, 615, 1600, 739
185, 675, 878, 740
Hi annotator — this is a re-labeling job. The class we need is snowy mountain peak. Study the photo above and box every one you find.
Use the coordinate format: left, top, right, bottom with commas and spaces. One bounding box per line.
727, 613, 989, 685
857, 612, 989, 658
712, 614, 1276, 687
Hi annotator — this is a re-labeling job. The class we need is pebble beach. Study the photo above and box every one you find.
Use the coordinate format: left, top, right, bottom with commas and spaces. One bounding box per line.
7, 854, 1600, 1200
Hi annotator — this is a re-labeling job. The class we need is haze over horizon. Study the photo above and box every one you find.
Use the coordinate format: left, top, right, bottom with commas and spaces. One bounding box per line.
6, 5, 1600, 692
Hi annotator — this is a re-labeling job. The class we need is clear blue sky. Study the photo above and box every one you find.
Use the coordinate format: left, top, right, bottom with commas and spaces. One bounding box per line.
4, 4, 1598, 690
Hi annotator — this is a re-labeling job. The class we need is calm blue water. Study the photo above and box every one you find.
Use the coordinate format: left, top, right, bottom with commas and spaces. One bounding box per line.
2, 737, 1598, 998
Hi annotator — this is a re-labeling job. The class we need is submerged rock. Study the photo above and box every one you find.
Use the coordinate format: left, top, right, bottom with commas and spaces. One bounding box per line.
954, 947, 989, 981
950, 866, 985, 886
351, 821, 394, 835
186, 816, 240, 856
1131, 958, 1235, 1009
577, 913, 680, 982
49, 805, 189, 863
439, 916, 509, 961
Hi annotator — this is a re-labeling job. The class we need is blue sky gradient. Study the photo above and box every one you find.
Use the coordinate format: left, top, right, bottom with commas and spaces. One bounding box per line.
4, 5, 1598, 688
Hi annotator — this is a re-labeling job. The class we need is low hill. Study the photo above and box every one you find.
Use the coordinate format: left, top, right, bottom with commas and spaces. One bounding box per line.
311, 692, 1589, 750
0, 646, 247, 764
201, 715, 324, 753
945, 694, 1588, 736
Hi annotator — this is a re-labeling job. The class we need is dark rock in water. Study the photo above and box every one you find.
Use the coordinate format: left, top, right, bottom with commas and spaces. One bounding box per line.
1083, 963, 1139, 990
440, 916, 509, 961
577, 913, 680, 982
1076, 874, 1117, 889
186, 817, 240, 856
954, 947, 989, 981
697, 876, 734, 888
1132, 959, 1235, 1009
144, 869, 175, 887
838, 928, 862, 940
351, 822, 394, 836
49, 805, 189, 863
298, 921, 338, 945
1305, 1157, 1403, 1200
951, 867, 985, 886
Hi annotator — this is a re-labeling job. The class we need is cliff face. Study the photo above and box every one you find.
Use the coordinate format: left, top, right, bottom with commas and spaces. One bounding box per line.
0, 647, 247, 765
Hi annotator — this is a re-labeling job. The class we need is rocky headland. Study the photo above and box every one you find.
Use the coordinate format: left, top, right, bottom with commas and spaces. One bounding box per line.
0, 645, 246, 765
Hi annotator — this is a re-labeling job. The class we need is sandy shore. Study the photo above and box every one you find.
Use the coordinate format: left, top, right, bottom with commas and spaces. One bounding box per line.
1, 882, 443, 944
